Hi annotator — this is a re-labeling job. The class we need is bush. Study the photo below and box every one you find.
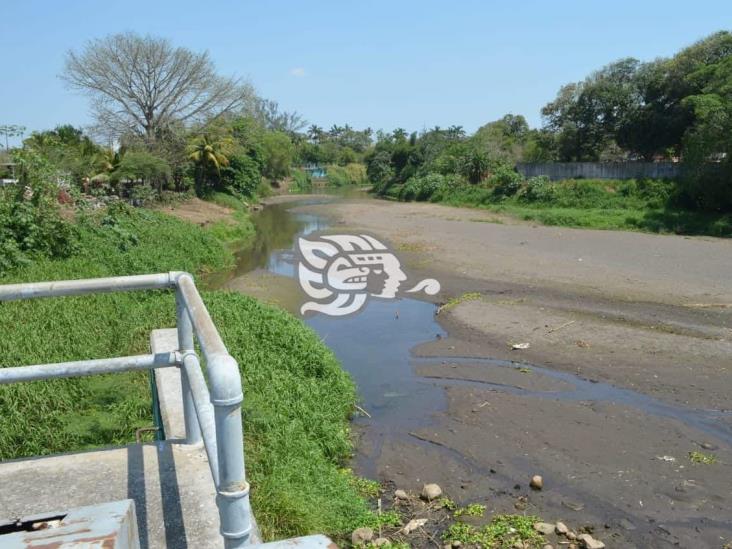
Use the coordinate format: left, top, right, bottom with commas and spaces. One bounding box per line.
675, 163, 732, 212
489, 164, 523, 197
222, 154, 262, 198
291, 168, 312, 192
326, 163, 367, 187
110, 151, 171, 195
0, 150, 79, 274
400, 173, 450, 201
518, 175, 554, 203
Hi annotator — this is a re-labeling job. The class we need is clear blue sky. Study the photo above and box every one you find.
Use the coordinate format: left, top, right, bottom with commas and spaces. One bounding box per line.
1, 0, 730, 144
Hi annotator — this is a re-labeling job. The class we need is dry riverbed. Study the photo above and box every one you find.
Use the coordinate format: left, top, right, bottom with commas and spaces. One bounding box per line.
265, 196, 731, 549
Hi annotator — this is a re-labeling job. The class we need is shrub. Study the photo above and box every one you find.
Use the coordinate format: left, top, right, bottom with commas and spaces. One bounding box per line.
489, 164, 523, 197
675, 163, 732, 212
110, 151, 171, 195
327, 163, 367, 187
518, 175, 554, 203
222, 154, 262, 198
400, 173, 450, 201
366, 150, 393, 188
0, 150, 79, 274
291, 169, 312, 192
459, 149, 491, 184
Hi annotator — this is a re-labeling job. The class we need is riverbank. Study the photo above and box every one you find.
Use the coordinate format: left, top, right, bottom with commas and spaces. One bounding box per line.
0, 200, 377, 541
275, 195, 732, 548
383, 177, 732, 237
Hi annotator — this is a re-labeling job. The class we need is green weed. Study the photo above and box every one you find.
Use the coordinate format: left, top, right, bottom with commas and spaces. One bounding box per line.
689, 451, 717, 464
442, 514, 543, 548
454, 503, 487, 518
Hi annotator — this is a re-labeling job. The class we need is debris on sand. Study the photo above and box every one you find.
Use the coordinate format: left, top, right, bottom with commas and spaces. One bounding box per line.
402, 518, 428, 534
511, 342, 531, 350
530, 474, 544, 490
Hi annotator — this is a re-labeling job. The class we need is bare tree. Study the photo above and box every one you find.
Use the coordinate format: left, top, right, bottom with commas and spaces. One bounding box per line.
62, 33, 255, 143
250, 98, 307, 134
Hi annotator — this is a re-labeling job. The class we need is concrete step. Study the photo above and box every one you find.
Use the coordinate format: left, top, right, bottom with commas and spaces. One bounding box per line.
0, 441, 222, 548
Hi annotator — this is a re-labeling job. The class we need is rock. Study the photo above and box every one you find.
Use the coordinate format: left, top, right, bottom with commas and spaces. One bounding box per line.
421, 483, 442, 500
555, 522, 569, 535
374, 539, 390, 547
566, 531, 577, 540
451, 542, 462, 548
700, 442, 718, 450
568, 545, 578, 549
543, 545, 554, 549
402, 518, 428, 534
351, 527, 374, 545
530, 475, 544, 490
577, 533, 605, 549
394, 489, 408, 500
534, 522, 555, 535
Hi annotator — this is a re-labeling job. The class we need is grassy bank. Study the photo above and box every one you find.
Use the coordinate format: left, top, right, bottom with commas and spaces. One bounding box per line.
0, 203, 375, 540
386, 176, 732, 237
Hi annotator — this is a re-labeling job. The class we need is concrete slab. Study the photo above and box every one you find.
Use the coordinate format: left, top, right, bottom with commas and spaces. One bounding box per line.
0, 499, 140, 549
151, 328, 187, 441
0, 442, 222, 548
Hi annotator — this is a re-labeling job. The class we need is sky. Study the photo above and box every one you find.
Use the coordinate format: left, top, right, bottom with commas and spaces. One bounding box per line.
1, 0, 730, 145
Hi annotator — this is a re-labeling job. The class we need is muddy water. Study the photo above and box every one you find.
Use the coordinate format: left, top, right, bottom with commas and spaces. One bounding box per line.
218, 198, 732, 477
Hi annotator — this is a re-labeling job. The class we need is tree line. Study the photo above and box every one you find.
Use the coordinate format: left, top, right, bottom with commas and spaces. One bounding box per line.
3, 30, 731, 212
365, 31, 732, 212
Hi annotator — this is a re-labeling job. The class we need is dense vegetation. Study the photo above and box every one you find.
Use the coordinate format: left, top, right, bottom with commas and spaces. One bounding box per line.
363, 31, 732, 233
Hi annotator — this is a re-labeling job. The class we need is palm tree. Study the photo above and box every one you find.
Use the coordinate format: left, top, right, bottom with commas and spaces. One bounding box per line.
307, 124, 324, 143
188, 135, 232, 194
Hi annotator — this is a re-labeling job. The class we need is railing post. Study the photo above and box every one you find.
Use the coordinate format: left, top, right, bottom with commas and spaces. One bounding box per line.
176, 289, 202, 445
210, 354, 251, 548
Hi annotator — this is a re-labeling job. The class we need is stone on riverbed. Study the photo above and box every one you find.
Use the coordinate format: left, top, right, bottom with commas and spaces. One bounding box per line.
534, 522, 555, 535
351, 527, 374, 545
421, 483, 442, 500
530, 475, 544, 490
577, 533, 605, 549
394, 489, 408, 500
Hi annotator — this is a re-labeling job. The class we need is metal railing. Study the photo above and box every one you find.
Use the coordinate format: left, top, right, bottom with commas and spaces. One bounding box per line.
0, 272, 252, 549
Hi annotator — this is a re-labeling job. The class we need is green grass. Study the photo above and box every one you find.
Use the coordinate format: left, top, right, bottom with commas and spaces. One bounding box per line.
204, 192, 256, 244
0, 204, 375, 541
208, 209, 256, 243
442, 514, 543, 548
454, 503, 487, 518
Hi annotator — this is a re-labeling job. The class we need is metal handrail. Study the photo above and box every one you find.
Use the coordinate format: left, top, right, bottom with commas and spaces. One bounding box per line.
0, 272, 251, 548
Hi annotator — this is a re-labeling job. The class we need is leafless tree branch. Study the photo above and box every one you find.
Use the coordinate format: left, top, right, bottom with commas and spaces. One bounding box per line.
62, 33, 256, 143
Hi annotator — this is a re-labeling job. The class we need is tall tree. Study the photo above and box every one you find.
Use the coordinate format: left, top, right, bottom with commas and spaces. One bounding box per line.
62, 33, 255, 143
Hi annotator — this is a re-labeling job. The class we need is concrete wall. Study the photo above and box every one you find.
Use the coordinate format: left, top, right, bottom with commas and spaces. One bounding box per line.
516, 162, 682, 181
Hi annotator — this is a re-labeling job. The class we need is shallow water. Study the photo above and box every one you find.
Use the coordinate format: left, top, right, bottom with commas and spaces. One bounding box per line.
220, 198, 732, 468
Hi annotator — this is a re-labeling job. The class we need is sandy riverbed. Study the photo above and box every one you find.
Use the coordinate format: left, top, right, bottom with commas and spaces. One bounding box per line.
256, 196, 732, 548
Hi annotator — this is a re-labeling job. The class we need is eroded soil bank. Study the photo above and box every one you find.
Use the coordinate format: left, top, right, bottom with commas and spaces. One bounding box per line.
230, 196, 732, 548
